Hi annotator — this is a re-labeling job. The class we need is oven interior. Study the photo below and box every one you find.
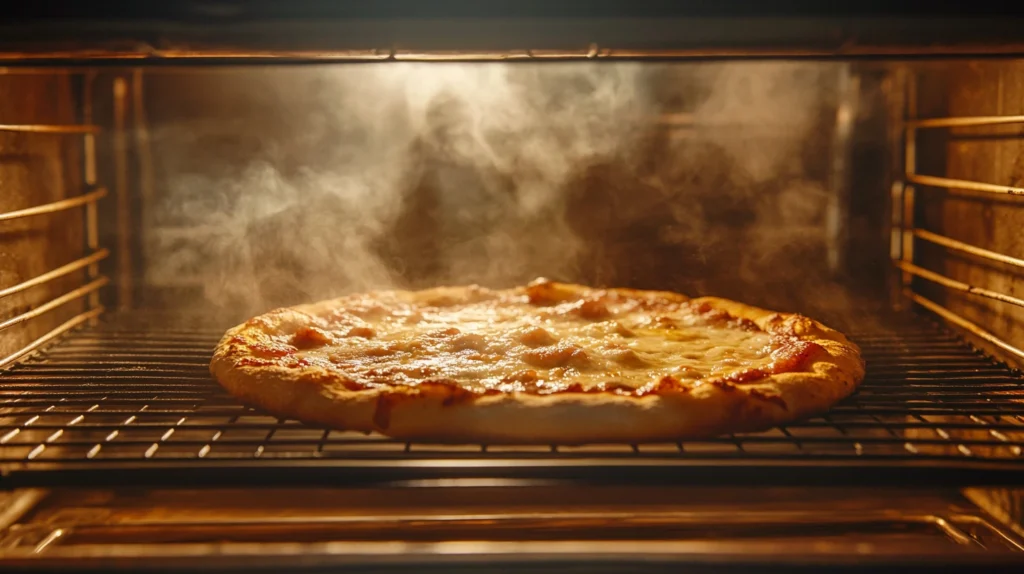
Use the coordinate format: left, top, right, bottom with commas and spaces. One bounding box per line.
1, 55, 1023, 569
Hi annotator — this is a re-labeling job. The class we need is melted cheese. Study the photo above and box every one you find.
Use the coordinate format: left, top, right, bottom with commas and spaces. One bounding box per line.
291, 289, 775, 393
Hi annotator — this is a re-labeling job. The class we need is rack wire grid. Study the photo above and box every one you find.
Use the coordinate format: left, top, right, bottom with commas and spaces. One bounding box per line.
893, 98, 1024, 365
0, 73, 112, 371
0, 311, 1022, 486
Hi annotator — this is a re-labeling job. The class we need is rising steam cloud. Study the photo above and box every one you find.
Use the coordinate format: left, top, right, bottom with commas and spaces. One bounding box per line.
143, 61, 860, 326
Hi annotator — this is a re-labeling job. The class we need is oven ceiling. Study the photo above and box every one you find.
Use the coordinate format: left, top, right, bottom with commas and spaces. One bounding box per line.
1, 1, 1023, 63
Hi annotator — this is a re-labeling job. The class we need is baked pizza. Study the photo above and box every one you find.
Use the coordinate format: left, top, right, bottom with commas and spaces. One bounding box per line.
210, 279, 864, 443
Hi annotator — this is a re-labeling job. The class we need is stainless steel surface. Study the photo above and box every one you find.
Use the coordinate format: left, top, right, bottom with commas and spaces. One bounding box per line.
895, 261, 1024, 308
0, 485, 1021, 568
0, 308, 104, 371
906, 173, 1024, 196
913, 229, 1024, 270
897, 82, 1024, 367
0, 250, 109, 301
0, 188, 106, 223
907, 294, 1024, 363
0, 124, 99, 134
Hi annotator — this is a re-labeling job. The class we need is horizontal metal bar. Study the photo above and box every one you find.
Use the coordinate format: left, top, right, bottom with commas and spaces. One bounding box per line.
906, 115, 1024, 129
0, 277, 108, 332
0, 307, 103, 370
0, 188, 107, 222
4, 437, 1021, 450
0, 249, 109, 300
913, 228, 1024, 270
0, 123, 99, 134
895, 261, 1024, 308
907, 174, 1024, 196
909, 293, 1024, 362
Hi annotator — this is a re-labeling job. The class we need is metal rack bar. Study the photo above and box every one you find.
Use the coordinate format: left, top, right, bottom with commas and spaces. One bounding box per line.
0, 250, 109, 300
0, 188, 107, 222
913, 228, 1024, 270
0, 277, 108, 332
0, 307, 103, 370
905, 115, 1024, 129
895, 261, 1024, 309
0, 123, 100, 134
909, 293, 1024, 362
906, 173, 1024, 197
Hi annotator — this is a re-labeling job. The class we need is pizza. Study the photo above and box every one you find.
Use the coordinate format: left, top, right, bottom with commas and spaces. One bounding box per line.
210, 279, 864, 444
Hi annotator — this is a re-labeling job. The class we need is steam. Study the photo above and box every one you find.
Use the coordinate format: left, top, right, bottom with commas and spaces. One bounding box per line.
143, 61, 868, 328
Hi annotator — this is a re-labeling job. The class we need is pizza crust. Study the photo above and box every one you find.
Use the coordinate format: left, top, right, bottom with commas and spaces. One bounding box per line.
210, 283, 864, 444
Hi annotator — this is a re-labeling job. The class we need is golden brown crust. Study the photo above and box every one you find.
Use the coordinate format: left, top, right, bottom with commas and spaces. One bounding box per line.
210, 281, 865, 443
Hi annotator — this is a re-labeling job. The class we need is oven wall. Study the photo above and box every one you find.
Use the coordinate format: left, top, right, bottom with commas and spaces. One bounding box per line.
134, 62, 874, 327
913, 60, 1024, 361
0, 72, 86, 360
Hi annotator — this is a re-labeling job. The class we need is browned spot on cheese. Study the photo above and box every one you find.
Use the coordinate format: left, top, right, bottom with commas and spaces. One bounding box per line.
770, 339, 825, 372
517, 326, 558, 347
717, 367, 769, 385
291, 326, 333, 349
637, 375, 689, 396
345, 326, 376, 339
576, 298, 611, 320
526, 278, 578, 305
521, 343, 593, 370
502, 369, 539, 384
426, 327, 461, 338
735, 318, 761, 332
614, 322, 636, 337
250, 339, 296, 359
450, 333, 486, 351
609, 348, 649, 368
236, 357, 276, 367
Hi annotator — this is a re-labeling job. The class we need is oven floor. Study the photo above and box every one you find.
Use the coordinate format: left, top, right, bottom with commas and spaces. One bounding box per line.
0, 312, 1022, 486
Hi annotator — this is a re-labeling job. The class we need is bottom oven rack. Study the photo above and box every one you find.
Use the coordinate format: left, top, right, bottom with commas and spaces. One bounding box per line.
1, 312, 1022, 486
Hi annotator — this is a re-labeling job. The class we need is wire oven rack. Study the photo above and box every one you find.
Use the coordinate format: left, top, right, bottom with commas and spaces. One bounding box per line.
0, 312, 1022, 487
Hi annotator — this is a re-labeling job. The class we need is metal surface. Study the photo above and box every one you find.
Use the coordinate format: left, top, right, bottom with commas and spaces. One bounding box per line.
0, 485, 1022, 570
0, 250, 109, 301
0, 124, 99, 134
0, 313, 1022, 486
3, 11, 1024, 64
0, 188, 107, 223
913, 229, 1024, 270
898, 103, 1024, 367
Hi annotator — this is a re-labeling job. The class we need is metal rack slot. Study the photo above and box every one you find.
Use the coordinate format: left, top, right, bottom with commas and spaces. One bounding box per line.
0, 308, 103, 370
0, 278, 108, 332
0, 123, 100, 134
913, 229, 1024, 270
0, 187, 107, 222
909, 294, 1024, 363
0, 104, 110, 370
0, 250, 109, 300
897, 108, 1024, 364
905, 174, 1024, 197
895, 261, 1024, 309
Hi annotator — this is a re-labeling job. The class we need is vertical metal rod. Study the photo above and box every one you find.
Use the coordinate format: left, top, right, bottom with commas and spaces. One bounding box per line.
132, 68, 155, 299
132, 68, 155, 229
900, 72, 918, 304
82, 71, 100, 321
113, 76, 132, 309
825, 64, 858, 275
